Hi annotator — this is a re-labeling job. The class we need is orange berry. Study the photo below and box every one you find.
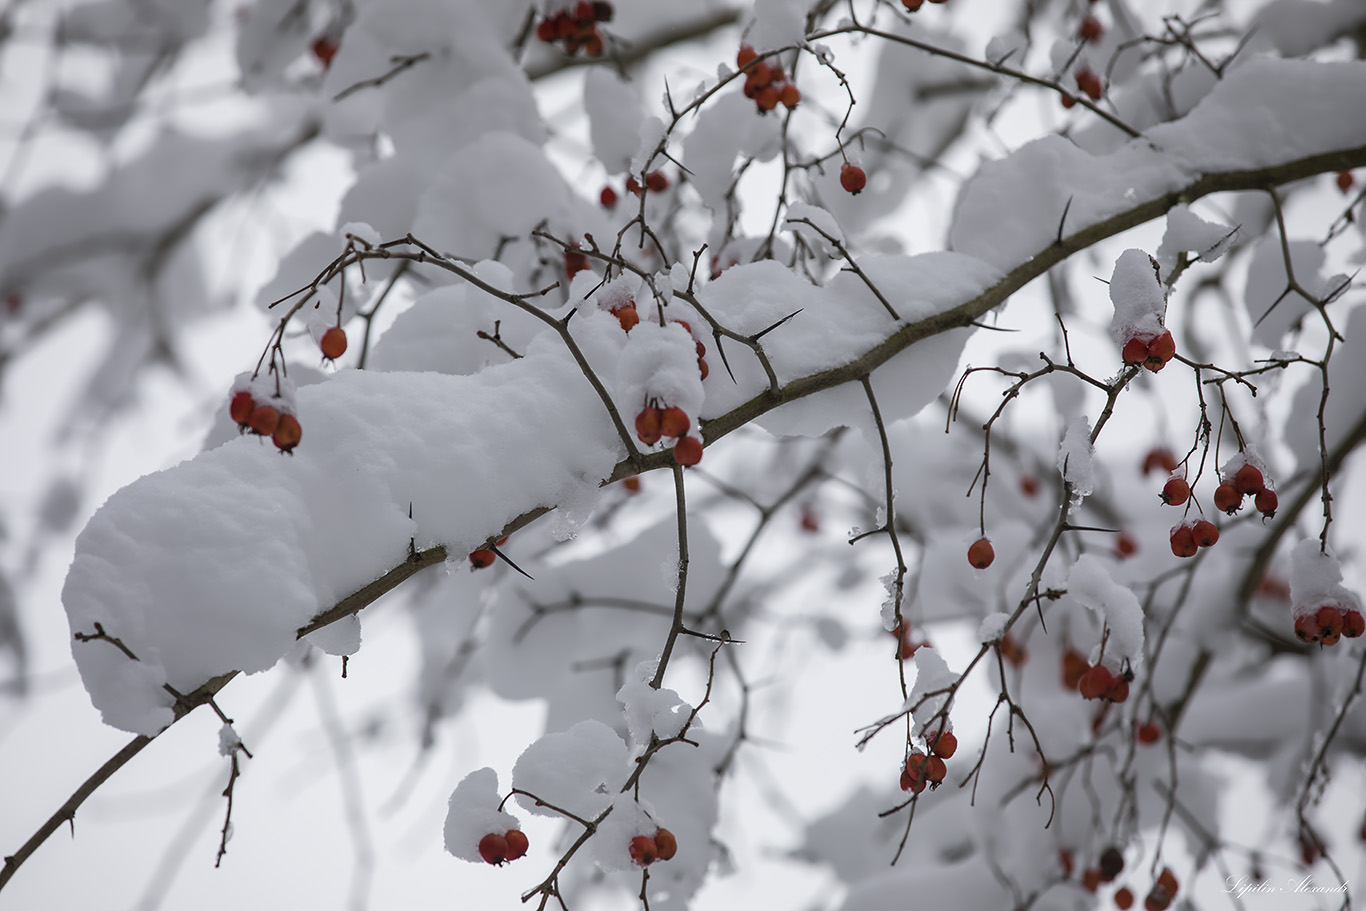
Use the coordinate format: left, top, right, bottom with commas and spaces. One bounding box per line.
272, 413, 302, 452
755, 85, 779, 112
503, 829, 529, 861
967, 537, 994, 569
469, 548, 496, 569
1082, 867, 1103, 892
1142, 448, 1179, 475
1076, 67, 1103, 99
1100, 846, 1125, 881
697, 357, 709, 380
1062, 649, 1089, 689
902, 0, 924, 9
926, 729, 957, 759
654, 827, 677, 861
229, 391, 256, 426
478, 832, 508, 865
1114, 532, 1138, 560
320, 326, 347, 360
779, 83, 801, 108
839, 163, 866, 194
1294, 613, 1319, 643
736, 45, 758, 69
1000, 633, 1028, 666
1020, 474, 1040, 497
1136, 721, 1162, 744
659, 405, 689, 438
673, 436, 703, 465
636, 407, 663, 445
629, 835, 658, 866
622, 476, 641, 493
1156, 867, 1178, 895
1316, 606, 1344, 641
1342, 609, 1364, 638
311, 36, 339, 67
611, 303, 639, 332
1145, 331, 1175, 370
248, 404, 280, 437
1104, 675, 1130, 704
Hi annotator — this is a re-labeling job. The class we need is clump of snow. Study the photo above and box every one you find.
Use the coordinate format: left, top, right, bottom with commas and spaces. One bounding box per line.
585, 68, 644, 174
682, 92, 782, 211
631, 117, 668, 175
985, 31, 1026, 66
444, 768, 522, 863
339, 221, 382, 247
977, 612, 1010, 644
1057, 416, 1096, 499
907, 647, 957, 731
587, 797, 663, 874
618, 661, 692, 747
615, 320, 706, 445
1220, 449, 1272, 488
1243, 235, 1331, 347
1067, 555, 1144, 672
746, 0, 806, 52
1155, 205, 1236, 276
785, 202, 844, 255
512, 720, 630, 821
1108, 249, 1167, 346
1288, 538, 1361, 621
218, 723, 243, 757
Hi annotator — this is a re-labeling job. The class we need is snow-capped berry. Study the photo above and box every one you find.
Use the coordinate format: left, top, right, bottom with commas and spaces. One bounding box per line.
1213, 482, 1242, 514
503, 829, 528, 861
840, 164, 866, 195
1342, 609, 1365, 638
659, 405, 689, 438
320, 326, 347, 360
926, 730, 957, 759
673, 436, 703, 465
1294, 613, 1319, 643
654, 828, 677, 861
229, 391, 256, 426
1160, 477, 1189, 506
272, 414, 302, 452
1234, 464, 1264, 495
248, 404, 280, 437
629, 835, 658, 866
469, 549, 496, 569
1078, 664, 1115, 700
1254, 487, 1277, 517
1169, 525, 1197, 558
1120, 336, 1149, 365
967, 537, 994, 569
478, 832, 508, 865
612, 303, 639, 332
1191, 519, 1219, 548
636, 407, 663, 445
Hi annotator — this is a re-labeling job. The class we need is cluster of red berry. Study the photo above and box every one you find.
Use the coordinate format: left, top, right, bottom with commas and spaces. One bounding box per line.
477, 828, 529, 865
1168, 517, 1218, 558
1214, 463, 1277, 518
1120, 329, 1176, 371
629, 827, 677, 866
229, 388, 302, 453
636, 401, 702, 465
899, 729, 956, 793
900, 0, 949, 10
735, 46, 801, 114
1062, 649, 1131, 703
536, 2, 613, 57
599, 171, 669, 211
1294, 603, 1365, 646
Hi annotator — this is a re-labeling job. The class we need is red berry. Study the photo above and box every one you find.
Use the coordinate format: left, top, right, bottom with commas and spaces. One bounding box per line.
272, 413, 302, 452
1062, 649, 1089, 690
645, 170, 669, 193
321, 326, 347, 360
673, 436, 703, 465
1121, 336, 1149, 365
1000, 633, 1028, 667
839, 163, 867, 195
1294, 613, 1319, 643
799, 508, 819, 533
1191, 519, 1219, 548
1115, 887, 1135, 910
574, 1, 595, 21
629, 835, 658, 866
1145, 331, 1175, 371
611, 303, 639, 332
902, 0, 924, 9
1160, 477, 1189, 506
311, 36, 339, 67
1234, 464, 1264, 495
755, 84, 779, 112
469, 548, 496, 569
1104, 675, 1130, 704
592, 1, 613, 22
925, 755, 947, 783
653, 828, 677, 861
1060, 93, 1077, 109
902, 752, 929, 792
1213, 482, 1243, 515
503, 829, 529, 861
1059, 849, 1075, 878
697, 357, 709, 380
625, 175, 642, 196
622, 476, 641, 493
926, 729, 957, 759
1020, 475, 1040, 497
1142, 448, 1179, 475
1076, 67, 1103, 100
736, 45, 757, 69
229, 391, 256, 426
1156, 868, 1179, 896
1078, 665, 1114, 700
967, 537, 994, 569
1342, 609, 1364, 638
536, 19, 557, 42
1114, 532, 1138, 560
1080, 15, 1103, 42
600, 186, 618, 209
478, 832, 508, 865
746, 61, 772, 89
636, 407, 663, 445
1168, 525, 1197, 558
1254, 487, 1277, 517
565, 249, 589, 279
659, 405, 689, 438
1316, 605, 1344, 641
248, 404, 280, 437
1136, 721, 1162, 744
1082, 867, 1103, 892
779, 83, 801, 108
1337, 171, 1355, 193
